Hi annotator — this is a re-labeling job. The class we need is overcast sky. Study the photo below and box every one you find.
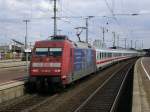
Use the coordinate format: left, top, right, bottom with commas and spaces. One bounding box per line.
0, 0, 150, 49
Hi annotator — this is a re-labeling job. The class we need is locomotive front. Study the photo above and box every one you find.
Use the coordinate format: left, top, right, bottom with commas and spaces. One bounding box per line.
27, 36, 73, 91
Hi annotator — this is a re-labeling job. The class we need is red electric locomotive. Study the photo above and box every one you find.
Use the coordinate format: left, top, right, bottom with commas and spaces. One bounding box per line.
26, 35, 96, 91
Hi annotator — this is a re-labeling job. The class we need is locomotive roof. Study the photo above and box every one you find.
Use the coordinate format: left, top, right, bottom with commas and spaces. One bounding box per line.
72, 41, 94, 49
35, 35, 94, 49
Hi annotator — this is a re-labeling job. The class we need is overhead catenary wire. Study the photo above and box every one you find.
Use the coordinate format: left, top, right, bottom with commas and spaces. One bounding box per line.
103, 0, 134, 45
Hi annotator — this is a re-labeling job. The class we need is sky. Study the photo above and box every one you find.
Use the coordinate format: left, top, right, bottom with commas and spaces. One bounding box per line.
0, 0, 150, 49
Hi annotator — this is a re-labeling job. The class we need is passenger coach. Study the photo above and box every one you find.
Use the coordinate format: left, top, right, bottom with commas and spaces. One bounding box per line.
96, 49, 138, 69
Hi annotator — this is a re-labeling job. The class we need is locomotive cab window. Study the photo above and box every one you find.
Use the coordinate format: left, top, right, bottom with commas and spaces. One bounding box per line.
49, 48, 62, 57
35, 48, 48, 56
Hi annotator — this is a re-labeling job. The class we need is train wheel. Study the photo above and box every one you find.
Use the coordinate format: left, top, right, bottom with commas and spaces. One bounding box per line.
24, 81, 36, 93
36, 78, 45, 93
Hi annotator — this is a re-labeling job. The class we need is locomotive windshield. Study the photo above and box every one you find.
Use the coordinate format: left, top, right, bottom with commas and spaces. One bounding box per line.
35, 48, 48, 56
35, 48, 62, 56
49, 48, 62, 56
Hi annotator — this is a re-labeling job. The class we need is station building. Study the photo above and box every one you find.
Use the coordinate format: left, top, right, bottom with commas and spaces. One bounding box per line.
0, 39, 24, 60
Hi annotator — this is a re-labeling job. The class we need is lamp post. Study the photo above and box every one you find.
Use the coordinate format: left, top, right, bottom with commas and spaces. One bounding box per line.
124, 38, 127, 49
112, 32, 116, 47
142, 40, 144, 49
103, 13, 139, 48
131, 40, 133, 48
85, 16, 94, 43
57, 29, 62, 35
100, 27, 108, 48
23, 19, 30, 75
53, 0, 57, 36
135, 40, 138, 49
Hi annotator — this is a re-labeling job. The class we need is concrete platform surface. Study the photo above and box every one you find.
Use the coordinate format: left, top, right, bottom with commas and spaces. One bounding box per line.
0, 61, 26, 68
0, 59, 30, 84
132, 57, 150, 112
0, 80, 25, 103
0, 59, 21, 63
0, 66, 27, 84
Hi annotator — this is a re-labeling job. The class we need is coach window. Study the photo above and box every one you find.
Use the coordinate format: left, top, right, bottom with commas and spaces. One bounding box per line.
99, 52, 101, 59
97, 52, 100, 59
103, 52, 105, 58
103, 52, 105, 59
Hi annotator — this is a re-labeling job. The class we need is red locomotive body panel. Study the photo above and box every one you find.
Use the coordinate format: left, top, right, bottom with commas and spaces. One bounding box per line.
30, 36, 74, 85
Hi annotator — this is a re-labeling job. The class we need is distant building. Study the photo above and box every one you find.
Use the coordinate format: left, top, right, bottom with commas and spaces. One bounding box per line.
0, 45, 10, 53
0, 44, 23, 53
0, 40, 24, 59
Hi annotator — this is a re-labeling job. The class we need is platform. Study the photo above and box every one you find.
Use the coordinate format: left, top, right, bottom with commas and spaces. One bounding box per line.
0, 60, 26, 68
0, 61, 28, 84
132, 57, 150, 112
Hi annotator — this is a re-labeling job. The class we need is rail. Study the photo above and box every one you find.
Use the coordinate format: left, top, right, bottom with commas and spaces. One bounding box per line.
74, 61, 134, 112
110, 64, 133, 112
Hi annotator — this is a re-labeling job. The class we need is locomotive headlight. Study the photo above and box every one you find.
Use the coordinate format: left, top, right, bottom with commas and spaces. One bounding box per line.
32, 69, 39, 73
57, 69, 61, 72
54, 69, 61, 72
62, 75, 67, 79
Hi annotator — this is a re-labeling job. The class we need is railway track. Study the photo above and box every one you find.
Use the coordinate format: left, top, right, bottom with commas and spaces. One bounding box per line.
0, 59, 136, 112
74, 61, 134, 112
0, 94, 58, 112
